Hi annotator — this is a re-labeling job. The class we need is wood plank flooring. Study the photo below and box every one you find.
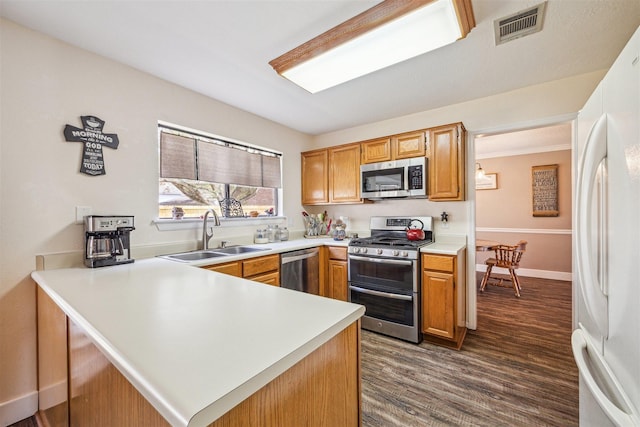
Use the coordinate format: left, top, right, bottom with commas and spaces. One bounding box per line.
361, 274, 578, 426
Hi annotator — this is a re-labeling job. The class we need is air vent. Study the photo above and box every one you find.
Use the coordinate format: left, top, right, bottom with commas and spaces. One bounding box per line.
494, 1, 547, 45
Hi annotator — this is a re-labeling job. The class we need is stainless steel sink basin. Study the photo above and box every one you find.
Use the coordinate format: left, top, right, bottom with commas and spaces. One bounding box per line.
160, 246, 270, 262
161, 251, 230, 262
211, 246, 269, 255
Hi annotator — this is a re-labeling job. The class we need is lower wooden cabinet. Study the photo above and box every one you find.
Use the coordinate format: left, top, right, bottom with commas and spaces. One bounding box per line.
421, 252, 466, 349
319, 246, 349, 301
204, 261, 242, 276
203, 254, 280, 286
327, 247, 348, 301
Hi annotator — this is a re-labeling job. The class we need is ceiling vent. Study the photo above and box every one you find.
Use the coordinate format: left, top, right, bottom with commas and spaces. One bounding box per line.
494, 1, 547, 45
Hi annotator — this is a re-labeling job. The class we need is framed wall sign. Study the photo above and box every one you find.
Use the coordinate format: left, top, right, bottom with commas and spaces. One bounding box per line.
476, 173, 497, 190
532, 164, 559, 217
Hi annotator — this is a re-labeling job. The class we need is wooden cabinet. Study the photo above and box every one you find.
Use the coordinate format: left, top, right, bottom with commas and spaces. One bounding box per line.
360, 131, 426, 164
203, 254, 280, 286
361, 137, 392, 163
326, 246, 348, 301
421, 252, 466, 349
302, 143, 362, 205
329, 144, 361, 203
301, 149, 329, 205
428, 123, 466, 201
393, 130, 427, 159
204, 261, 242, 276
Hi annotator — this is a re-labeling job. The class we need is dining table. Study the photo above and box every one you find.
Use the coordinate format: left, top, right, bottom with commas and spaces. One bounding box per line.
476, 239, 500, 252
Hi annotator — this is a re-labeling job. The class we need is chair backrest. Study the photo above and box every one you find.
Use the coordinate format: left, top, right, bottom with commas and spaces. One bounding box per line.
494, 240, 527, 267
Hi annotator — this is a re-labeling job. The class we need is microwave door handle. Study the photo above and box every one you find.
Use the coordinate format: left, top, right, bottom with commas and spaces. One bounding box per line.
349, 285, 413, 301
348, 255, 413, 266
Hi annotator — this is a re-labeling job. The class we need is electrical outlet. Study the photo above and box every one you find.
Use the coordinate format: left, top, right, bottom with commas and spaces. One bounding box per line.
75, 206, 92, 224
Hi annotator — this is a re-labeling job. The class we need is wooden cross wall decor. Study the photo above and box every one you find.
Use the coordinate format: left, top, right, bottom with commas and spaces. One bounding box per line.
63, 115, 119, 176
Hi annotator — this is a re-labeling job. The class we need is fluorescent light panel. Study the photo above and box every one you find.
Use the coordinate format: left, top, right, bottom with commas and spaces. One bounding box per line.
270, 0, 475, 93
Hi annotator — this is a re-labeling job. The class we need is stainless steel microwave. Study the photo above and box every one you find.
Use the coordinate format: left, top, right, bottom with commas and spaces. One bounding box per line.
360, 157, 427, 200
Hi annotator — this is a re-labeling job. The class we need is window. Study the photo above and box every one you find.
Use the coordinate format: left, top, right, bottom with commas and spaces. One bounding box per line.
158, 124, 282, 219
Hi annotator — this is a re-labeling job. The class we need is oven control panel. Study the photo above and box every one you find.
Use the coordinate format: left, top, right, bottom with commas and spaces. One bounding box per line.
348, 246, 418, 260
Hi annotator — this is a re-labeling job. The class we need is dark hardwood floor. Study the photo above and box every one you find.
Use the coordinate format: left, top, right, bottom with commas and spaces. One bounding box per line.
361, 273, 578, 426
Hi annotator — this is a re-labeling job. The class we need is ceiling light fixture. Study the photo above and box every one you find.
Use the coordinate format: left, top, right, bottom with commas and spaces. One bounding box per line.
269, 0, 475, 94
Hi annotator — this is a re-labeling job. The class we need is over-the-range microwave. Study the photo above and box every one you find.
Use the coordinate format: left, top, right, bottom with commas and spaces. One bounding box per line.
360, 157, 427, 200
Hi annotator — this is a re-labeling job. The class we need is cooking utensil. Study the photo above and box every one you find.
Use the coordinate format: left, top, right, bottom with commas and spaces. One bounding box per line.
406, 219, 425, 241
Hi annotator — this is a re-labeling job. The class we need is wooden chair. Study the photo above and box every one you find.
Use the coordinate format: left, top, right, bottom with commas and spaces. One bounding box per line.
479, 240, 527, 297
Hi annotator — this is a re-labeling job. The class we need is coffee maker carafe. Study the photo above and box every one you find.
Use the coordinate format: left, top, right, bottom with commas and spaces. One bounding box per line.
84, 215, 135, 268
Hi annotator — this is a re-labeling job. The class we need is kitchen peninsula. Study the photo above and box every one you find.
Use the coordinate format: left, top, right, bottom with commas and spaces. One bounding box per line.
32, 258, 364, 427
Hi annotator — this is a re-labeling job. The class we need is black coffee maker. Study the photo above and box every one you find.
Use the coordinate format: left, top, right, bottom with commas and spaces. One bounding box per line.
84, 215, 135, 268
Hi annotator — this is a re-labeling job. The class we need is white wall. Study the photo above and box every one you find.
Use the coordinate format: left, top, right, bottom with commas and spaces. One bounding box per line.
0, 16, 607, 425
0, 19, 312, 425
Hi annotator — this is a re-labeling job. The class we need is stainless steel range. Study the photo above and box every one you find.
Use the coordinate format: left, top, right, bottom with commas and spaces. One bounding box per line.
348, 216, 433, 343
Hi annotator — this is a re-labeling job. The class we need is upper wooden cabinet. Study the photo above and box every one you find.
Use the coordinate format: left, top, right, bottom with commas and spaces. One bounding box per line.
428, 123, 466, 201
302, 143, 362, 205
301, 149, 329, 205
361, 137, 392, 163
361, 131, 427, 164
393, 131, 427, 159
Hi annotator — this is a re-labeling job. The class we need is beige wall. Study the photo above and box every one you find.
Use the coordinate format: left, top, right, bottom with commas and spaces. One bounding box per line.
0, 17, 605, 425
475, 150, 573, 275
0, 19, 312, 425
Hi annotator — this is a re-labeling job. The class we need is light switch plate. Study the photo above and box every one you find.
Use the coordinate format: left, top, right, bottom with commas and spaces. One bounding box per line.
75, 206, 92, 224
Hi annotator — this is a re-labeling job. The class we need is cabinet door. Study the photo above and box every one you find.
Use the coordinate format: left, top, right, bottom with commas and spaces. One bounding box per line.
329, 144, 361, 203
361, 138, 392, 164
393, 131, 426, 159
429, 123, 465, 201
327, 259, 348, 301
242, 254, 280, 278
203, 261, 241, 276
301, 149, 329, 205
249, 271, 280, 286
422, 270, 455, 339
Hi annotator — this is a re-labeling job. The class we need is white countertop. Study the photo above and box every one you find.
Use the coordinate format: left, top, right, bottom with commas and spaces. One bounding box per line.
32, 258, 364, 427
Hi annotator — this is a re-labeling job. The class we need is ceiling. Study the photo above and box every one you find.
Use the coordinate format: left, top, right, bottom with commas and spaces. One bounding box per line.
1, 1, 639, 136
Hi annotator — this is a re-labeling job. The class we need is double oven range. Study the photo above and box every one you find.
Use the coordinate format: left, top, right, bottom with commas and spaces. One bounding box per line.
348, 216, 433, 343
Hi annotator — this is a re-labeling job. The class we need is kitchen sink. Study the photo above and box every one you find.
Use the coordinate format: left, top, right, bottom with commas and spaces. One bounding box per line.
161, 250, 230, 262
160, 246, 270, 262
211, 246, 269, 255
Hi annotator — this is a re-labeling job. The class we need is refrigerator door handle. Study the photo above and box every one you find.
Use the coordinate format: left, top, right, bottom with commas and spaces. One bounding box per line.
576, 113, 609, 339
572, 329, 639, 426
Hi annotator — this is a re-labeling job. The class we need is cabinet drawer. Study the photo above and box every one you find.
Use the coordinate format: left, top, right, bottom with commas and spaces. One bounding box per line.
249, 271, 280, 286
243, 254, 280, 277
328, 246, 347, 261
423, 254, 454, 273
203, 261, 241, 276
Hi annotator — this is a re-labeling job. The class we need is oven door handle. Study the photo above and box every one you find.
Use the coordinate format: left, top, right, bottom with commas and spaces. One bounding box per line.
348, 255, 413, 266
349, 285, 413, 301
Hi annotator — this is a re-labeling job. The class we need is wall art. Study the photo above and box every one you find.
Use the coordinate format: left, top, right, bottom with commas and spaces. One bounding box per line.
532, 164, 559, 217
476, 173, 497, 190
63, 115, 119, 176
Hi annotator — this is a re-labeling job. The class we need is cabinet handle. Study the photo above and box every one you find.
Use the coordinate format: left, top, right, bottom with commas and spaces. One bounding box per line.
349, 285, 413, 301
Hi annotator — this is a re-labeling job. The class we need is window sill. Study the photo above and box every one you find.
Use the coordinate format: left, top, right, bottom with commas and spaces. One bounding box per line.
154, 216, 287, 231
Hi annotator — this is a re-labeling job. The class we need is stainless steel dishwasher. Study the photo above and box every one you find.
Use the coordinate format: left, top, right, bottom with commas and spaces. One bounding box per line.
280, 247, 320, 295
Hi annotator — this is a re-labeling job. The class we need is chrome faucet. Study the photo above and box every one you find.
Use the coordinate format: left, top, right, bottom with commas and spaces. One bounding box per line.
202, 209, 220, 250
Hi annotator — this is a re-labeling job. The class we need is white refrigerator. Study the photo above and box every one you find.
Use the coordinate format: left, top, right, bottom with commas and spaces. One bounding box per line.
573, 25, 640, 426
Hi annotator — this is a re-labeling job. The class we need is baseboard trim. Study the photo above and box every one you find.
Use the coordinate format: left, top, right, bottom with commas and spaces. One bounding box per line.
0, 390, 37, 426
475, 264, 572, 281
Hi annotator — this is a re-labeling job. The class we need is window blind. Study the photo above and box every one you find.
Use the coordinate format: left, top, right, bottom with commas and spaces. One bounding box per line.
159, 128, 282, 188
159, 132, 197, 180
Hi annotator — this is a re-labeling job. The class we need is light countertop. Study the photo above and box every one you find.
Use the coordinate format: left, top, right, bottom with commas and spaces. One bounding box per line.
32, 258, 364, 427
